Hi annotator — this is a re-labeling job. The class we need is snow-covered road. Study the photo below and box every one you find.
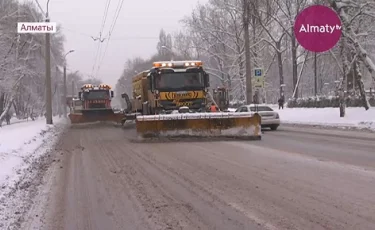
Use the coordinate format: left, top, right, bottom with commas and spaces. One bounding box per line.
0, 107, 374, 228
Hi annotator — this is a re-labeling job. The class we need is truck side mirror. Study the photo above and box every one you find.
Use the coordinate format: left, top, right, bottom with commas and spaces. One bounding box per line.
204, 73, 210, 87
149, 75, 155, 91
111, 91, 114, 98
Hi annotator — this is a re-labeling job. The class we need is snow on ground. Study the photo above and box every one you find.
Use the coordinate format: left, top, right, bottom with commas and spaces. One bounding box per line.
273, 106, 375, 131
0, 116, 67, 228
228, 105, 375, 131
0, 116, 35, 127
0, 117, 66, 190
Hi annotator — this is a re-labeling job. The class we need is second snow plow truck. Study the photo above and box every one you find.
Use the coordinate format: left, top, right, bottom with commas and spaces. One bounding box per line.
212, 87, 230, 111
121, 60, 261, 139
69, 84, 123, 124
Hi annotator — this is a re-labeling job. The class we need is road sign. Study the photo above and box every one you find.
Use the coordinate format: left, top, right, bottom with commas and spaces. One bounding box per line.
253, 68, 264, 88
252, 77, 264, 88
254, 68, 262, 77
253, 77, 264, 88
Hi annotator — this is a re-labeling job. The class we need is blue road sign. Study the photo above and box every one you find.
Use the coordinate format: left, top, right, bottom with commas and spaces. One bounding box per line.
254, 68, 262, 77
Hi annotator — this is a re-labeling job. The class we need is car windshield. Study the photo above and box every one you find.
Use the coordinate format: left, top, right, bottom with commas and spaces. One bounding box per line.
155, 72, 204, 90
83, 90, 108, 100
250, 106, 273, 112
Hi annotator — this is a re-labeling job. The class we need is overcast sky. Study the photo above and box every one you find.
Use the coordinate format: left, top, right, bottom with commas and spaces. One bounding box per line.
26, 0, 208, 87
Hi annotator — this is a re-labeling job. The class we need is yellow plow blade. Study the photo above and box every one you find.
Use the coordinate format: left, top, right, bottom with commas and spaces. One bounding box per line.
135, 112, 261, 140
68, 109, 124, 124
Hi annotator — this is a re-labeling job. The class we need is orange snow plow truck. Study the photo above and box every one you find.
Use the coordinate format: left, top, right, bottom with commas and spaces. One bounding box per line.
68, 84, 123, 124
121, 60, 262, 140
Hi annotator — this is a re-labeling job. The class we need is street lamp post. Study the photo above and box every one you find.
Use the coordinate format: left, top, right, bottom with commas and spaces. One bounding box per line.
63, 50, 74, 117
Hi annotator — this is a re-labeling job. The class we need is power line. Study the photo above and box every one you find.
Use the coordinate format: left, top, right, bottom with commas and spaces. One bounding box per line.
99, 0, 111, 39
95, 0, 125, 78
61, 27, 159, 40
91, 0, 112, 77
94, 0, 123, 77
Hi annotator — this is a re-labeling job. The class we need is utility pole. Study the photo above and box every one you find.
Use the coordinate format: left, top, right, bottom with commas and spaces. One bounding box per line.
56, 66, 61, 117
63, 65, 67, 116
243, 0, 252, 104
72, 80, 75, 97
45, 15, 52, 124
63, 50, 74, 117
314, 52, 317, 96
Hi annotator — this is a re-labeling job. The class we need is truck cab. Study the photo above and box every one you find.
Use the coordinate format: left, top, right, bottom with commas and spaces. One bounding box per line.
146, 60, 210, 114
78, 84, 114, 110
213, 87, 229, 111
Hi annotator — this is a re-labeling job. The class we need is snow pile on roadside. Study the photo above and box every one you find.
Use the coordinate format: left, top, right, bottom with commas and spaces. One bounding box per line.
0, 119, 54, 186
0, 117, 66, 191
0, 116, 39, 127
276, 107, 375, 131
0, 117, 67, 228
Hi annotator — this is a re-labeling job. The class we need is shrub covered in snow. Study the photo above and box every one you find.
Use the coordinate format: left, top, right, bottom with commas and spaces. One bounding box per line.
287, 95, 375, 108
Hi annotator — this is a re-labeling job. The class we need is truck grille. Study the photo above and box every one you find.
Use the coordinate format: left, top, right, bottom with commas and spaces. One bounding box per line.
159, 98, 205, 110
88, 103, 106, 108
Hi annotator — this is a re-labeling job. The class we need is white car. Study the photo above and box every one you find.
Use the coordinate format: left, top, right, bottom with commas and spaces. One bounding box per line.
235, 104, 280, 130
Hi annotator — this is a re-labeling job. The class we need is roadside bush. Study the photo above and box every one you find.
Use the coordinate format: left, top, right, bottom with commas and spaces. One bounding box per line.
287, 95, 375, 108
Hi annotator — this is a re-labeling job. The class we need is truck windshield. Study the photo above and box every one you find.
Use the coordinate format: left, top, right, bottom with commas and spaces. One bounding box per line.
83, 90, 108, 100
155, 72, 204, 90
74, 100, 82, 106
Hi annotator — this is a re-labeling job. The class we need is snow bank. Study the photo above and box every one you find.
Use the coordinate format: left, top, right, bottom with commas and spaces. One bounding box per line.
136, 112, 254, 120
0, 116, 39, 127
0, 117, 66, 192
276, 107, 375, 131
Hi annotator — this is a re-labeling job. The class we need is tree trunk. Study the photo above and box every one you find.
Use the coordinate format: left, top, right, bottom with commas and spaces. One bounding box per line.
354, 60, 370, 110
0, 94, 14, 125
0, 93, 5, 112
291, 32, 298, 98
314, 52, 317, 96
243, 0, 252, 104
276, 41, 284, 98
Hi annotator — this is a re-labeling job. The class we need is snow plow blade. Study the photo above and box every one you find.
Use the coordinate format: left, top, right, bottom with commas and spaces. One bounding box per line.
135, 112, 261, 140
69, 109, 124, 124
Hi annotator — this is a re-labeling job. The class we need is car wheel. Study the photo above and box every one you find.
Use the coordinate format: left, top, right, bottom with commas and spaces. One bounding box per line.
270, 125, 278, 130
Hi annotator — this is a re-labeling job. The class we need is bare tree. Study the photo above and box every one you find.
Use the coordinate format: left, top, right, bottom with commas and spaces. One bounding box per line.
0, 0, 66, 124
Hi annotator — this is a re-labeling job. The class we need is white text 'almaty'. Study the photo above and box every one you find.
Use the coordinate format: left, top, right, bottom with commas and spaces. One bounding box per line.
299, 24, 341, 33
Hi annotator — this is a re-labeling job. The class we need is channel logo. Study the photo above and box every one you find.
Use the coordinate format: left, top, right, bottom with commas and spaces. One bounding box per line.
17, 22, 56, 33
294, 5, 342, 52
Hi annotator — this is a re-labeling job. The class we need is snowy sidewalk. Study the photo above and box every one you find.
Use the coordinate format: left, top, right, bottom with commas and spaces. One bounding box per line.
0, 117, 68, 228
0, 117, 66, 192
276, 107, 375, 131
